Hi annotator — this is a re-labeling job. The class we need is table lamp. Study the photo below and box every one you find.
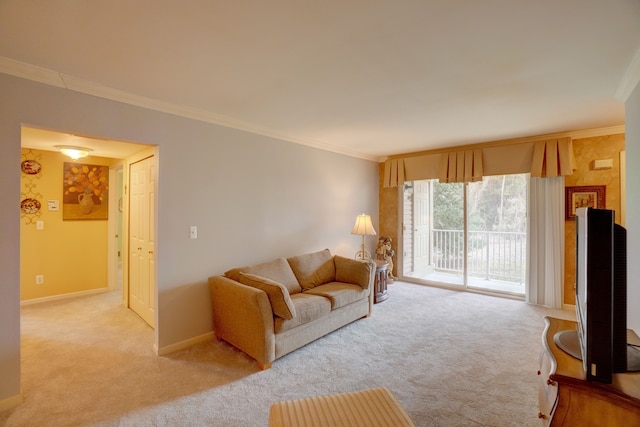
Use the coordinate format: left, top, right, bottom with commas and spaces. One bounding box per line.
351, 213, 376, 260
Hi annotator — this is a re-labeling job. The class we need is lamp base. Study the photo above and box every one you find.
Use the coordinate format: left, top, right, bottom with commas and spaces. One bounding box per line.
354, 249, 372, 261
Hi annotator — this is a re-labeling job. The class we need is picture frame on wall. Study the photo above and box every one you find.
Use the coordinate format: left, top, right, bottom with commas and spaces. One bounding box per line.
565, 185, 605, 220
62, 162, 109, 220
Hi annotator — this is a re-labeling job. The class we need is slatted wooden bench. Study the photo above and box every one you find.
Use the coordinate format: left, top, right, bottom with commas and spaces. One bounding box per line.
269, 387, 416, 427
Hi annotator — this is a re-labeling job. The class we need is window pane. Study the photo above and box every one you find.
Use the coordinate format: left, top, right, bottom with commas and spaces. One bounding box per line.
402, 175, 527, 295
403, 180, 465, 285
432, 181, 464, 284
466, 174, 527, 294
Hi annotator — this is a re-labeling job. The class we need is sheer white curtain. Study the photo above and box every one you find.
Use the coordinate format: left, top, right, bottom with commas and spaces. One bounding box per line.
527, 176, 564, 308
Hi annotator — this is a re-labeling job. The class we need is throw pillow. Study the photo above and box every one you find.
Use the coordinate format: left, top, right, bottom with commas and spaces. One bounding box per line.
225, 258, 302, 295
334, 255, 373, 289
239, 272, 297, 320
287, 249, 336, 290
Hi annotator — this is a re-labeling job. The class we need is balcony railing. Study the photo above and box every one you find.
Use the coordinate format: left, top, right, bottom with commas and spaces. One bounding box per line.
432, 229, 526, 285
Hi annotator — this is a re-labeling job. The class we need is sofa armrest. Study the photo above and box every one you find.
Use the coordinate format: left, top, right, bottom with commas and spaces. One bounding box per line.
208, 275, 275, 368
334, 256, 375, 290
334, 257, 375, 315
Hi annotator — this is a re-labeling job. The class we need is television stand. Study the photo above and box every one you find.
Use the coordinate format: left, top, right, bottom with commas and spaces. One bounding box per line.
538, 317, 640, 425
628, 344, 640, 372
553, 329, 640, 372
553, 330, 582, 360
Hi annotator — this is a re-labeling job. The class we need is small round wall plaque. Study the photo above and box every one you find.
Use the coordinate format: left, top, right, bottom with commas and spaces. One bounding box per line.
21, 198, 41, 214
21, 160, 42, 175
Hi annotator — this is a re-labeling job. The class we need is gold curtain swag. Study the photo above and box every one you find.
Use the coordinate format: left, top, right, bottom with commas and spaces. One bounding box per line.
530, 138, 576, 178
438, 149, 484, 183
383, 159, 405, 188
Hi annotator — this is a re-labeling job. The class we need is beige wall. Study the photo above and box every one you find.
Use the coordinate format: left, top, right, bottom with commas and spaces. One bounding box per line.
20, 149, 115, 301
563, 134, 625, 306
626, 81, 640, 333
0, 73, 379, 406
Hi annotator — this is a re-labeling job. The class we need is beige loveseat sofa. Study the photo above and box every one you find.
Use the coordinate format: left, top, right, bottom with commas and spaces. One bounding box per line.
208, 249, 375, 369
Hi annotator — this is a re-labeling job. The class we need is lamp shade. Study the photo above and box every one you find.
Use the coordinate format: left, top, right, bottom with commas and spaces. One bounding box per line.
351, 213, 377, 236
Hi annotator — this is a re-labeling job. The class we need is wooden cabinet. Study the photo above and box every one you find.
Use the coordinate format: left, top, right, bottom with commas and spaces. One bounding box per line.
539, 317, 640, 426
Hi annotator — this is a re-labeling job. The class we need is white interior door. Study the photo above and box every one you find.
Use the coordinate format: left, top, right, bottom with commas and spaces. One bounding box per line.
128, 155, 155, 327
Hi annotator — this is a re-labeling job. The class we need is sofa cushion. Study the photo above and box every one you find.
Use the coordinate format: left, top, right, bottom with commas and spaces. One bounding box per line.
239, 273, 297, 320
225, 258, 302, 295
334, 256, 373, 289
287, 249, 336, 290
304, 282, 368, 310
274, 293, 332, 334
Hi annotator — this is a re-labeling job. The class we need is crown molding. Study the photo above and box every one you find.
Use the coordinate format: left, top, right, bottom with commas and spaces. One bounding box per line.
0, 56, 379, 162
616, 47, 640, 102
0, 56, 65, 88
567, 125, 626, 139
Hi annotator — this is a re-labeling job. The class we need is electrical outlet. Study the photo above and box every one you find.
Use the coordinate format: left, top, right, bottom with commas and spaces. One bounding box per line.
36, 275, 44, 285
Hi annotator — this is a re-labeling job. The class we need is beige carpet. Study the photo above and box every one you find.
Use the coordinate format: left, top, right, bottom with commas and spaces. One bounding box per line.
1, 282, 573, 426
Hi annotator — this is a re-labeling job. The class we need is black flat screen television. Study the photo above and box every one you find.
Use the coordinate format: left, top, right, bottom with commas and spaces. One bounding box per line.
554, 207, 640, 383
575, 207, 626, 383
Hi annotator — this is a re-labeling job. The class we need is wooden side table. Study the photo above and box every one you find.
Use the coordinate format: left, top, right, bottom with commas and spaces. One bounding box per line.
374, 260, 388, 304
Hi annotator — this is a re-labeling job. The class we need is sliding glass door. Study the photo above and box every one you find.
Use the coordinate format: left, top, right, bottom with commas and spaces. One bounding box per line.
402, 174, 528, 296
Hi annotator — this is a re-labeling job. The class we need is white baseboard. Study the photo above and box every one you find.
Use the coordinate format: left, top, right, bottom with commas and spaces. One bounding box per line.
20, 288, 109, 306
155, 332, 215, 356
0, 393, 23, 413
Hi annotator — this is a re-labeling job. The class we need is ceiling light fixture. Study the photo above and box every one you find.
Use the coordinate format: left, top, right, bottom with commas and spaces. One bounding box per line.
55, 145, 93, 160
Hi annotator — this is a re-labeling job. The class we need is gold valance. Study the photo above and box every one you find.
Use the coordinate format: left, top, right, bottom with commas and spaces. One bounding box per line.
381, 135, 580, 187
438, 149, 484, 183
530, 138, 576, 178
383, 159, 405, 188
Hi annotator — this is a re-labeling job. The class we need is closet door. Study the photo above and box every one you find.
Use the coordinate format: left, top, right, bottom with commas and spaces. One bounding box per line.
128, 155, 155, 327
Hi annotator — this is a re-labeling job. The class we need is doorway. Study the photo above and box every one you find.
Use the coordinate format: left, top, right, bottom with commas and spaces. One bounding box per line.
19, 126, 157, 315
401, 174, 528, 296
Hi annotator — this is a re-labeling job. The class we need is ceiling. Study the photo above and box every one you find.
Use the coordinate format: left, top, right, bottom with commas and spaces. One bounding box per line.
3, 1, 640, 161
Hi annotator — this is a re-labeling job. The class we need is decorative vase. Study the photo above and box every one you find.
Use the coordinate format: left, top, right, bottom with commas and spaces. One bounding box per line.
78, 191, 95, 215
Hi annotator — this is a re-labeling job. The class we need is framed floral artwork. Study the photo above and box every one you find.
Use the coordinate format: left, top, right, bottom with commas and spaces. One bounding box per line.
565, 185, 605, 220
62, 162, 109, 220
